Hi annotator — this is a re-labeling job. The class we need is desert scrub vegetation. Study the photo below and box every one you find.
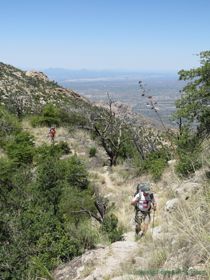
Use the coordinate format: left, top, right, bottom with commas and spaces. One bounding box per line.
134, 148, 171, 182
88, 146, 97, 157
0, 116, 124, 280
97, 174, 106, 184
169, 184, 210, 277
113, 176, 124, 186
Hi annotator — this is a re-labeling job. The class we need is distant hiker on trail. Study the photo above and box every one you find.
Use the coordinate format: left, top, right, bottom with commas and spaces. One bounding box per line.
50, 127, 55, 142
131, 183, 156, 237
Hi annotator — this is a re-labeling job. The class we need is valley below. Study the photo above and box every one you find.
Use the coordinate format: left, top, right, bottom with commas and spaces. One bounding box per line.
43, 70, 187, 127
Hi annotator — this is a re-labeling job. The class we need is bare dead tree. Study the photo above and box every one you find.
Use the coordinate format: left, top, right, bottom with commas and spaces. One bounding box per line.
130, 124, 162, 160
139, 81, 179, 160
72, 184, 115, 224
76, 94, 132, 166
33, 102, 44, 116
7, 91, 32, 121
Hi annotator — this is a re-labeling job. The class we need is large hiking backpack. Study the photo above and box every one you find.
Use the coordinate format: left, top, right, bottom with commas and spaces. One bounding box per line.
134, 183, 153, 211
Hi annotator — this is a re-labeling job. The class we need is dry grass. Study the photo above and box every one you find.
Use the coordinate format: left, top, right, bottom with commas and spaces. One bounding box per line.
134, 165, 210, 276
169, 188, 210, 276
98, 175, 106, 184
10, 121, 210, 278
82, 265, 95, 277
117, 162, 210, 276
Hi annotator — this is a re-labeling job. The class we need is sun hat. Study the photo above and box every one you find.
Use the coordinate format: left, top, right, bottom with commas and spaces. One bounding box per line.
141, 184, 150, 194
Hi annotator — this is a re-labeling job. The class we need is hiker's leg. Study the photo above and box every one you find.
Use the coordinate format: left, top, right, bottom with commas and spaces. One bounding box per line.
142, 212, 151, 236
143, 224, 148, 235
135, 224, 141, 235
135, 211, 143, 235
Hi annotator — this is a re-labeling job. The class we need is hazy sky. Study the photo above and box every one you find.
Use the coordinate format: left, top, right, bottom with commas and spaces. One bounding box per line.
1, 0, 210, 71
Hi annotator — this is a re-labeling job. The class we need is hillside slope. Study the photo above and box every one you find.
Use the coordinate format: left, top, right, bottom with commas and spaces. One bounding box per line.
0, 62, 172, 131
18, 121, 209, 279
0, 62, 86, 110
20, 121, 208, 280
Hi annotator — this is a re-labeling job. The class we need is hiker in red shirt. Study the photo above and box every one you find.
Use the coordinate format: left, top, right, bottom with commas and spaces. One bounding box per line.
50, 127, 55, 142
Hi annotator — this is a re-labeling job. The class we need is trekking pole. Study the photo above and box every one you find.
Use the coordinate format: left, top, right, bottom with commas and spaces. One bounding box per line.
152, 210, 155, 233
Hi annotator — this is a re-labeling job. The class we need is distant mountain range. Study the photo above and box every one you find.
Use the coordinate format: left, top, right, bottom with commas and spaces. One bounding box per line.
19, 67, 179, 82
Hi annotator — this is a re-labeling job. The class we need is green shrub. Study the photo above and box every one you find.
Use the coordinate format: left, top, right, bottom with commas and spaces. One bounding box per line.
89, 146, 97, 157
62, 187, 96, 224
32, 157, 65, 217
58, 141, 71, 154
61, 155, 89, 190
101, 214, 123, 243
5, 131, 35, 164
40, 103, 60, 126
118, 142, 127, 160
150, 158, 168, 182
36, 225, 81, 270
35, 142, 70, 163
28, 257, 54, 280
67, 221, 98, 250
58, 108, 89, 127
0, 153, 91, 279
175, 154, 202, 177
34, 143, 62, 162
0, 203, 61, 280
58, 108, 72, 125
0, 108, 21, 148
14, 210, 81, 277
30, 115, 42, 127
134, 149, 169, 181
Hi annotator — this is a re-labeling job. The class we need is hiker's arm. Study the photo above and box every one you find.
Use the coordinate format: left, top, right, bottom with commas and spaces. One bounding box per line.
131, 196, 139, 205
152, 197, 157, 211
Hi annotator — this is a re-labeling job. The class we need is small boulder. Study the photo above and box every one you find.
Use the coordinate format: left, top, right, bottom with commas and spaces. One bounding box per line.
152, 225, 162, 236
111, 241, 136, 251
165, 198, 179, 213
121, 232, 135, 242
168, 160, 176, 166
94, 243, 106, 249
180, 182, 201, 193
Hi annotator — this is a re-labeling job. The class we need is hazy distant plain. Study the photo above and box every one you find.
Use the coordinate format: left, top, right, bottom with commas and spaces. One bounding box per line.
44, 69, 187, 126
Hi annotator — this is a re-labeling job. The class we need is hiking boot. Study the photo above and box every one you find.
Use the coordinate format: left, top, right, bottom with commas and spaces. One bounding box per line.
139, 231, 144, 237
135, 228, 140, 235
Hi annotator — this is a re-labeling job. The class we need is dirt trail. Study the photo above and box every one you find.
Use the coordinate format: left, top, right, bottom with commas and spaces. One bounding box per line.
23, 122, 173, 279
102, 171, 115, 191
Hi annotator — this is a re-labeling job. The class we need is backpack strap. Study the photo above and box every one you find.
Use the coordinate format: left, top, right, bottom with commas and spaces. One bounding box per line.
134, 190, 142, 213
148, 193, 153, 211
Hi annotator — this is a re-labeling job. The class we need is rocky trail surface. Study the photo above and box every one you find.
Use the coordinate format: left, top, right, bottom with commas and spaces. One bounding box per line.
52, 233, 139, 280
52, 162, 207, 280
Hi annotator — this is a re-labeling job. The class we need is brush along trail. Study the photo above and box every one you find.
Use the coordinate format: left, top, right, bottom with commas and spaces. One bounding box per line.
21, 122, 206, 279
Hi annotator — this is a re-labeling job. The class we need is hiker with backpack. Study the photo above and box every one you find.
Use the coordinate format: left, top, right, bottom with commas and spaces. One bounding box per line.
50, 127, 55, 142
131, 183, 156, 237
